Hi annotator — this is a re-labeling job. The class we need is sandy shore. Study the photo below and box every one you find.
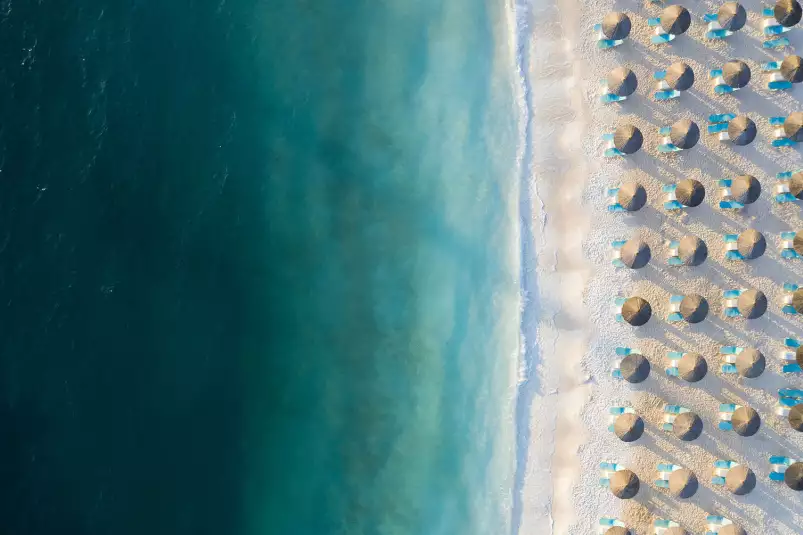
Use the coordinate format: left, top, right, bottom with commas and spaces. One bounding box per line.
521, 0, 803, 532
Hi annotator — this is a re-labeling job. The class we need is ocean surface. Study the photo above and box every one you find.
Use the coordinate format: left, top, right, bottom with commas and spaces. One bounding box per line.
0, 1, 525, 534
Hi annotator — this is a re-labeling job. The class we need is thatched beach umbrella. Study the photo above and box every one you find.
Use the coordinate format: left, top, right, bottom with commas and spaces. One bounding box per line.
680, 294, 708, 323
731, 175, 761, 204
782, 55, 803, 82
775, 0, 802, 27
737, 229, 766, 259
792, 288, 803, 314
728, 117, 757, 146
719, 2, 747, 30
673, 411, 703, 441
798, 345, 803, 368
789, 403, 803, 431
723, 60, 751, 88
784, 112, 803, 142
669, 468, 698, 498
622, 297, 651, 326
737, 290, 767, 319
608, 67, 638, 97
620, 239, 651, 269
676, 178, 704, 207
790, 172, 803, 200
603, 12, 632, 40
678, 353, 707, 382
617, 182, 646, 211
793, 230, 803, 255
666, 62, 694, 91
614, 125, 643, 154
678, 236, 707, 266
614, 413, 644, 442
732, 406, 761, 436
661, 5, 691, 34
784, 461, 803, 490
719, 525, 747, 535
670, 119, 700, 149
664, 528, 687, 535
610, 469, 640, 499
605, 528, 631, 535
736, 348, 765, 378
726, 465, 756, 495
620, 353, 650, 383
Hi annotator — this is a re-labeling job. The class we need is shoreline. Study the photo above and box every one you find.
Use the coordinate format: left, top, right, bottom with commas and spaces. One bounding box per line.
510, 0, 541, 532
515, 0, 594, 530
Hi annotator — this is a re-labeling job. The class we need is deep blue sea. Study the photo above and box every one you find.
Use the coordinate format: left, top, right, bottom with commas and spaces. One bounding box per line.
0, 1, 524, 534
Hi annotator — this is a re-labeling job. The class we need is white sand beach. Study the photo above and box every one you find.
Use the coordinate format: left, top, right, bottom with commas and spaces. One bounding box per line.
519, 0, 803, 532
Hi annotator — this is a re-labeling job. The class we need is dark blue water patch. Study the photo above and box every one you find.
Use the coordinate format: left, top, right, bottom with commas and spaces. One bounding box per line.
0, 1, 263, 533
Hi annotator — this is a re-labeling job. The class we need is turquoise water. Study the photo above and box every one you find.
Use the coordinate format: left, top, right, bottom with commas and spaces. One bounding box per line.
0, 1, 523, 533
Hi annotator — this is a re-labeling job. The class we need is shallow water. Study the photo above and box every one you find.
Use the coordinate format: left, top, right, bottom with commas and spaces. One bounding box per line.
0, 1, 523, 533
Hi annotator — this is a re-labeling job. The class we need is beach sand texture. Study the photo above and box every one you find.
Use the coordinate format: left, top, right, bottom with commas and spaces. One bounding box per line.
522, 0, 803, 533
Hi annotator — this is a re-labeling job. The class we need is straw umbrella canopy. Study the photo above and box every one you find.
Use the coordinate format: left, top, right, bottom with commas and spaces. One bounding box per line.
784, 112, 803, 142
661, 5, 691, 34
793, 230, 803, 255
669, 468, 698, 498
732, 406, 761, 436
614, 413, 644, 442
664, 529, 687, 535
620, 353, 650, 383
781, 55, 803, 82
620, 239, 651, 269
789, 403, 803, 431
676, 178, 704, 207
798, 345, 803, 368
603, 12, 632, 39
731, 175, 761, 204
719, 525, 747, 535
736, 348, 765, 377
792, 288, 803, 314
678, 353, 707, 382
608, 67, 638, 97
680, 294, 708, 323
605, 528, 631, 535
670, 119, 700, 149
785, 462, 803, 490
737, 229, 766, 259
775, 0, 802, 27
610, 469, 640, 499
614, 125, 643, 154
726, 465, 756, 495
723, 60, 751, 88
666, 62, 694, 91
673, 411, 703, 441
617, 182, 646, 211
678, 236, 707, 266
719, 2, 747, 30
790, 172, 803, 200
622, 297, 651, 326
737, 290, 767, 319
728, 116, 757, 146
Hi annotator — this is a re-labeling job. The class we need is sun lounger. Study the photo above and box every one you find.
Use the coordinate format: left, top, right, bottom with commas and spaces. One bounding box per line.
781, 282, 799, 314
707, 516, 741, 535
720, 345, 742, 374
770, 456, 796, 481
594, 23, 625, 49
711, 460, 737, 486
781, 231, 800, 257
598, 518, 628, 534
